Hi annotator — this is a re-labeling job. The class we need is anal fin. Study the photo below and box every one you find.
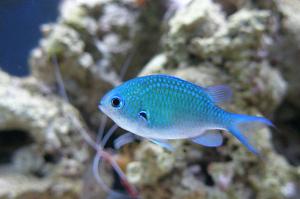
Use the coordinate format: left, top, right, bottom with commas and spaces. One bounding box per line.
191, 130, 223, 147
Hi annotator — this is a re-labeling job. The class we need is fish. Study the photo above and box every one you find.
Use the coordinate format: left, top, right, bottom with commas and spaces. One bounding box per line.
99, 74, 273, 155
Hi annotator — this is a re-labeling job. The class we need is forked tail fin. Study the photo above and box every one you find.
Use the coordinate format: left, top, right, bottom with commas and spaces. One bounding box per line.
228, 113, 274, 156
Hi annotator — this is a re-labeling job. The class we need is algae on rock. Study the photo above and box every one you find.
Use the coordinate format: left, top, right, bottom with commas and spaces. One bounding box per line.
29, 0, 167, 129
1, 0, 300, 198
0, 70, 92, 198
268, 0, 300, 164
125, 0, 300, 199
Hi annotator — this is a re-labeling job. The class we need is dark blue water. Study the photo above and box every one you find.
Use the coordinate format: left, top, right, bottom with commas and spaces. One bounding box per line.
0, 0, 60, 76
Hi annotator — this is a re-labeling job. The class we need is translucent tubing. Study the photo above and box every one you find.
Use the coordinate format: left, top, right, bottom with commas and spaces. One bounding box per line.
52, 55, 139, 198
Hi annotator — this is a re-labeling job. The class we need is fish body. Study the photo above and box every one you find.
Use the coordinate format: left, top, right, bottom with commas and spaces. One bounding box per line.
99, 74, 272, 155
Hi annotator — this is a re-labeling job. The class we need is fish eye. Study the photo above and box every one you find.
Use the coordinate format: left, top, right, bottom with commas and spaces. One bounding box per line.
111, 97, 123, 108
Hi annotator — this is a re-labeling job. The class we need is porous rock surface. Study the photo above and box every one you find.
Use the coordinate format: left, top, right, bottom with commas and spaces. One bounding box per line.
1, 0, 300, 198
0, 70, 90, 198
126, 0, 300, 199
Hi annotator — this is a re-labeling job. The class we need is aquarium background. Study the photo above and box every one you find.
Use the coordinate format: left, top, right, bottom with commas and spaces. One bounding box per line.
0, 0, 60, 76
0, 0, 300, 199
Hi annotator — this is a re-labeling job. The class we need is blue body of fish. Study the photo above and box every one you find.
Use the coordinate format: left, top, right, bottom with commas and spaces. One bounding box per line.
99, 74, 273, 155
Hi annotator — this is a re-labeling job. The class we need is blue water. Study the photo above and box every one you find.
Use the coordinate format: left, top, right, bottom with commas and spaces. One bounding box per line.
0, 0, 60, 76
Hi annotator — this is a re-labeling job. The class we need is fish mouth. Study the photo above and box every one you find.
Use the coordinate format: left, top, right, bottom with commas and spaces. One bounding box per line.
98, 100, 110, 117
98, 100, 104, 112
98, 104, 103, 112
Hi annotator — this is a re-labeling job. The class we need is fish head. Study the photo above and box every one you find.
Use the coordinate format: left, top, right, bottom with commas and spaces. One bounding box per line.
99, 81, 145, 133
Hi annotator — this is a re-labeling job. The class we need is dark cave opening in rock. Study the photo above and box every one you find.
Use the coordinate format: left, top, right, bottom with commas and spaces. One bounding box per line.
201, 162, 215, 186
0, 129, 34, 164
273, 102, 300, 166
214, 0, 238, 16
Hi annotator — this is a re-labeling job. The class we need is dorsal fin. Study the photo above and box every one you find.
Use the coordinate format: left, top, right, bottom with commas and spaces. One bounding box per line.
205, 85, 232, 104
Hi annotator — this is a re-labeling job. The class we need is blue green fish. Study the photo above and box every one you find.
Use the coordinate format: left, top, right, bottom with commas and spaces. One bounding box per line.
99, 75, 273, 155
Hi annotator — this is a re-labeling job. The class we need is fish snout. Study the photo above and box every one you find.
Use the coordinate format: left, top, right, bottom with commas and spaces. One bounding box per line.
98, 99, 105, 112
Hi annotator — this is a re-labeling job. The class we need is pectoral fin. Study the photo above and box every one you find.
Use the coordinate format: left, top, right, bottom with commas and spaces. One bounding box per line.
149, 139, 174, 152
114, 132, 138, 149
191, 130, 223, 147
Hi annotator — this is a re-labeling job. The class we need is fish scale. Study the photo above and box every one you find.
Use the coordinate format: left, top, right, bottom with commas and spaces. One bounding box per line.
146, 77, 207, 128
100, 74, 273, 155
